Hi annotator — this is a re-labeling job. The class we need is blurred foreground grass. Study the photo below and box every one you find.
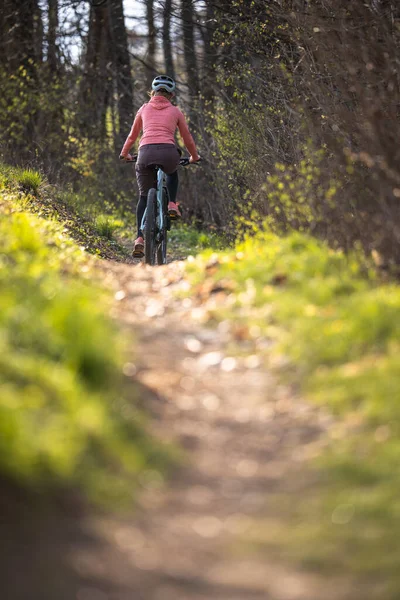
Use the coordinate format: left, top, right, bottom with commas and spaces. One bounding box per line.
0, 166, 170, 505
188, 229, 400, 598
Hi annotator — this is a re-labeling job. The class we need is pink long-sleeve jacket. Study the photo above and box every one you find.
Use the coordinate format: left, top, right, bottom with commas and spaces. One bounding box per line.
120, 96, 200, 161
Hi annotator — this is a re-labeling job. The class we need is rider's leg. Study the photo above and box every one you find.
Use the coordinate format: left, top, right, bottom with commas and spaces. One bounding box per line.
160, 147, 181, 216
166, 171, 181, 218
135, 148, 157, 240
157, 145, 180, 204
136, 195, 147, 237
166, 171, 178, 204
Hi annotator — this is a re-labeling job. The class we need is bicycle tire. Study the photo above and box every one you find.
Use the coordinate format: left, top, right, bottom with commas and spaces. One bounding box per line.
144, 188, 157, 265
157, 230, 167, 265
157, 189, 168, 265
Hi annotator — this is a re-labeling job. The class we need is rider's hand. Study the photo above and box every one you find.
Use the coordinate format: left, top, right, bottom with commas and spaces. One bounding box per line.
189, 155, 201, 163
119, 153, 134, 162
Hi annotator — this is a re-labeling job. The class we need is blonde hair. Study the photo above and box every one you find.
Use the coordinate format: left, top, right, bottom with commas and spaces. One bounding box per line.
148, 89, 174, 100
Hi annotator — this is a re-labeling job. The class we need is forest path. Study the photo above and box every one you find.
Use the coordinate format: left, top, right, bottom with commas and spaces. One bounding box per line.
75, 256, 353, 600
2, 255, 359, 600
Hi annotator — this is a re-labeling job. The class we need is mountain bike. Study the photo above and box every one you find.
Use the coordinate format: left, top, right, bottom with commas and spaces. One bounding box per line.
122, 155, 198, 265
142, 157, 197, 265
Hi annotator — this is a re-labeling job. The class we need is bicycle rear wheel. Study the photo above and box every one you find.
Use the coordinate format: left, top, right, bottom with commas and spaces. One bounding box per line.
157, 189, 168, 265
144, 188, 157, 265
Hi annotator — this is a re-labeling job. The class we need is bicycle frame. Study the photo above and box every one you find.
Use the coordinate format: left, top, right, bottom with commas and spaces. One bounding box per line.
140, 167, 168, 234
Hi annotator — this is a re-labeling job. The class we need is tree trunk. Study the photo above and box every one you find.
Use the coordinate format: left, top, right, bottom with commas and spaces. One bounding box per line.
163, 0, 175, 81
80, 2, 112, 140
202, 0, 217, 105
181, 0, 200, 123
47, 0, 58, 73
145, 0, 156, 90
109, 0, 134, 145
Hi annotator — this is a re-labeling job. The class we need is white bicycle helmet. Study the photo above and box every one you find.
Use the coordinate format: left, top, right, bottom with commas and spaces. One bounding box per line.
151, 75, 176, 93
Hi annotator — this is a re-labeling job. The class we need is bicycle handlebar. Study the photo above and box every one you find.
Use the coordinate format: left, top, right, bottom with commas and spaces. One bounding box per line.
180, 157, 202, 167
119, 154, 201, 167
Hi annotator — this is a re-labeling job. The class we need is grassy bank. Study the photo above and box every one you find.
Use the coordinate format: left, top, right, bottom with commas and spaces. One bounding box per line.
187, 228, 400, 598
0, 163, 130, 260
0, 166, 169, 504
0, 163, 226, 260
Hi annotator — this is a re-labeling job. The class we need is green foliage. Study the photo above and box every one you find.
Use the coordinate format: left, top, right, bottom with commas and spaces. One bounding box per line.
211, 0, 400, 264
64, 135, 134, 217
0, 186, 169, 504
169, 223, 228, 256
209, 95, 342, 240
15, 168, 44, 195
0, 163, 130, 261
260, 150, 341, 234
0, 67, 38, 153
207, 98, 271, 218
94, 214, 123, 240
188, 227, 400, 596
0, 164, 44, 196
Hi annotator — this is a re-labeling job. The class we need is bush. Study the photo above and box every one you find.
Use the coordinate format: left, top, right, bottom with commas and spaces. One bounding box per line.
207, 1, 400, 264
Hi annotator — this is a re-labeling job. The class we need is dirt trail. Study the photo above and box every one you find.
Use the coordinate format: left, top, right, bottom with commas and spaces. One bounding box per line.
2, 257, 355, 600
75, 257, 352, 600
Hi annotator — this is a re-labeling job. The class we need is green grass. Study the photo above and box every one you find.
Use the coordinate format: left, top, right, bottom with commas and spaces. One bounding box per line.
0, 174, 170, 505
94, 214, 123, 240
0, 163, 129, 261
15, 168, 44, 195
168, 222, 228, 257
187, 227, 400, 598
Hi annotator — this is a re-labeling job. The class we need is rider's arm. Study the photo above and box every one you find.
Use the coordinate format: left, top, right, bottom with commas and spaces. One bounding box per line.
177, 110, 200, 162
120, 107, 143, 157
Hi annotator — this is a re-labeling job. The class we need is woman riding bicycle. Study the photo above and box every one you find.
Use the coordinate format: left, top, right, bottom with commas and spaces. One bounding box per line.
119, 75, 201, 257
